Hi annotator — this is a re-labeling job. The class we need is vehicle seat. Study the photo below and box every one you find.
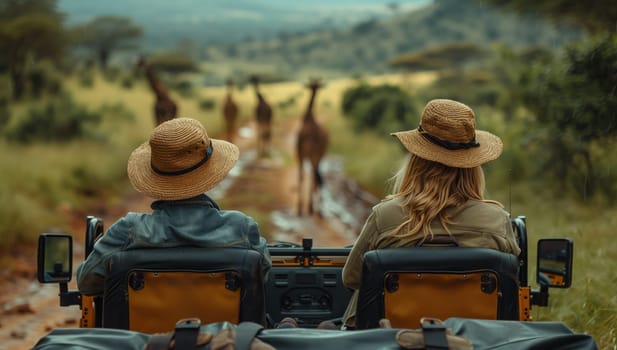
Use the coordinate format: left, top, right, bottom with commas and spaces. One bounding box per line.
102, 246, 266, 333
355, 247, 520, 329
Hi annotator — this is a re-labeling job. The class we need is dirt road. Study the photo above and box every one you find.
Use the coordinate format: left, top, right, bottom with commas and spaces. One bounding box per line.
0, 117, 376, 349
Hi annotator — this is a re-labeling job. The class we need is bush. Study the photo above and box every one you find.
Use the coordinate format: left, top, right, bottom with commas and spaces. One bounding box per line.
173, 80, 194, 97
341, 84, 419, 134
6, 95, 102, 143
25, 61, 64, 98
199, 98, 216, 111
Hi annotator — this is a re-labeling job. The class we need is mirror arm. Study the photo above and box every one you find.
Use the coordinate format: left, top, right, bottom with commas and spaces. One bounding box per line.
58, 282, 81, 307
531, 285, 549, 307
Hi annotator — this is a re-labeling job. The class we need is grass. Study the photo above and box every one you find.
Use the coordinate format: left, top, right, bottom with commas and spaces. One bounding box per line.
1, 70, 615, 348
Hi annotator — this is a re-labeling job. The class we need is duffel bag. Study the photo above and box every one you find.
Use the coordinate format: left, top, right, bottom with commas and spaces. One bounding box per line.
32, 317, 598, 350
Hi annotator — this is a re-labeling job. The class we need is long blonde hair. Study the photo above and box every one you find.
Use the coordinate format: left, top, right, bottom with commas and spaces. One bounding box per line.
377, 153, 487, 247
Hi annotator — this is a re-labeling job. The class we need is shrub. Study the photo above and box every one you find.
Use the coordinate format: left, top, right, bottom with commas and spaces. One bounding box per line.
6, 95, 102, 143
199, 98, 216, 111
341, 84, 419, 134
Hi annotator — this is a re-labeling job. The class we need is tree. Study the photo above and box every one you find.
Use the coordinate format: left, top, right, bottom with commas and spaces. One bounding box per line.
0, 0, 65, 100
480, 0, 617, 35
70, 16, 142, 70
390, 42, 488, 71
517, 37, 617, 197
480, 0, 617, 199
145, 52, 200, 74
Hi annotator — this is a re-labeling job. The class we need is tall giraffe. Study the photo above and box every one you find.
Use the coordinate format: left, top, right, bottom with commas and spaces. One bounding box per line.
296, 78, 329, 216
249, 75, 273, 156
222, 78, 239, 142
134, 57, 177, 126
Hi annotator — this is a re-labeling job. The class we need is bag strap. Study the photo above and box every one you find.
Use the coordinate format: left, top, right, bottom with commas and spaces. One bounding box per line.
235, 322, 265, 350
420, 317, 449, 350
174, 318, 202, 350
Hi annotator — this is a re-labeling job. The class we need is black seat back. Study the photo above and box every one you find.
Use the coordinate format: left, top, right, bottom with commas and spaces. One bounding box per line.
103, 246, 266, 333
356, 247, 520, 329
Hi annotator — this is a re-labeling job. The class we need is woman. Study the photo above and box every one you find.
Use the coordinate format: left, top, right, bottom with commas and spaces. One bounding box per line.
341, 99, 520, 329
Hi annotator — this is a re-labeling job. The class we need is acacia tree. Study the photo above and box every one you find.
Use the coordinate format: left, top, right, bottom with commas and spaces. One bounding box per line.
390, 42, 487, 71
70, 16, 142, 70
0, 0, 65, 100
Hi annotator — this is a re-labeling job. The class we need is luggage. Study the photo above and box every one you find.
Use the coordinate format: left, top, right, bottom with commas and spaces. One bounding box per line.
32, 317, 598, 350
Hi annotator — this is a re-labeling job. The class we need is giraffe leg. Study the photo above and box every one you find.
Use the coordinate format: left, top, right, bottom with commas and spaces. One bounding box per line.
298, 160, 304, 216
311, 163, 324, 217
308, 171, 314, 216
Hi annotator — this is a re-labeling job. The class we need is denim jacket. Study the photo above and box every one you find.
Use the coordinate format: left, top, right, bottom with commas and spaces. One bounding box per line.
76, 194, 271, 296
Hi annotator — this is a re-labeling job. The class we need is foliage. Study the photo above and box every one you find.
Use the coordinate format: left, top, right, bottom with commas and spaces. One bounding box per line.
390, 42, 488, 71
26, 60, 64, 97
4, 94, 102, 143
172, 80, 195, 98
341, 83, 419, 134
147, 52, 200, 74
515, 36, 617, 198
416, 68, 507, 108
0, 0, 66, 100
204, 0, 580, 77
199, 98, 216, 111
480, 0, 617, 35
69, 15, 142, 70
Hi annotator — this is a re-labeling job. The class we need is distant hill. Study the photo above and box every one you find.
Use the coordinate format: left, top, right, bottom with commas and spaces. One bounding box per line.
58, 0, 582, 83
57, 0, 430, 46
204, 0, 582, 79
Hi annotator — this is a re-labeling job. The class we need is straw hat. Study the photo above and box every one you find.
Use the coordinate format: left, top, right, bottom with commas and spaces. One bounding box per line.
127, 118, 239, 200
391, 99, 502, 168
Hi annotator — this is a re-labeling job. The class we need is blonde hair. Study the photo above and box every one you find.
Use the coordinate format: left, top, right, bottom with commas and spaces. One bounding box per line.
377, 154, 487, 247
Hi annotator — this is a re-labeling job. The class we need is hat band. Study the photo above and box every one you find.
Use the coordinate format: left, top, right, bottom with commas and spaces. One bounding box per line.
418, 125, 480, 150
151, 141, 213, 176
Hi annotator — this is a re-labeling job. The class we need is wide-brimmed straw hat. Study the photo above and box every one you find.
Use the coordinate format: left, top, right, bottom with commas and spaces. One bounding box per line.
391, 99, 503, 168
127, 118, 239, 200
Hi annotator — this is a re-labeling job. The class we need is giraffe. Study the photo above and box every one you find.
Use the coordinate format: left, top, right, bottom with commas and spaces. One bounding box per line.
134, 56, 177, 126
222, 78, 239, 142
249, 75, 273, 156
296, 78, 329, 216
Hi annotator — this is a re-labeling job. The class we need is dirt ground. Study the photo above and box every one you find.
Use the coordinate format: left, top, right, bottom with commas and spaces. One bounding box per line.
0, 117, 376, 349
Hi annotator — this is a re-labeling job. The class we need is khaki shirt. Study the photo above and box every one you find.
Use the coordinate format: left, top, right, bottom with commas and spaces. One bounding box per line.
341, 197, 521, 327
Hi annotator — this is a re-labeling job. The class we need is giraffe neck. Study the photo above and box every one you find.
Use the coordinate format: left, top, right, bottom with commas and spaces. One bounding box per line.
145, 66, 168, 98
304, 88, 318, 121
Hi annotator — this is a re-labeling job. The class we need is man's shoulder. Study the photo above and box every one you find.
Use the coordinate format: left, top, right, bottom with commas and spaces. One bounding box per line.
218, 209, 258, 228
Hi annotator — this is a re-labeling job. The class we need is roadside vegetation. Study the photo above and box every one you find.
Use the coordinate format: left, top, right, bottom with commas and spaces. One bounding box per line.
1, 0, 615, 347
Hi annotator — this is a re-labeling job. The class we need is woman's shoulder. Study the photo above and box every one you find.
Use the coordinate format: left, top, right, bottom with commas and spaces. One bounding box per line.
371, 196, 407, 231
465, 199, 507, 213
373, 195, 406, 213
454, 199, 510, 222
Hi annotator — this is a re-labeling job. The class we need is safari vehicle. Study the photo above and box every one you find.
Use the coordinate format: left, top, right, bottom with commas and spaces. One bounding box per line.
37, 214, 576, 335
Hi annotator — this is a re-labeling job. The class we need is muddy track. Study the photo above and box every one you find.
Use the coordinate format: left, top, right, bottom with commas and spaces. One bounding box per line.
0, 117, 376, 349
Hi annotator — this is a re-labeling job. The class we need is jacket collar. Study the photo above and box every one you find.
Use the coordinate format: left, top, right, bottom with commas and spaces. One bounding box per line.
150, 193, 220, 210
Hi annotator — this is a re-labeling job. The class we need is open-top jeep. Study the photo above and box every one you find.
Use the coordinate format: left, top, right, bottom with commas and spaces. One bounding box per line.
34, 215, 596, 349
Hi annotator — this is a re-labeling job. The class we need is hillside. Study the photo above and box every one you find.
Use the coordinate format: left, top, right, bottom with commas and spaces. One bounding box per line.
58, 0, 430, 47
203, 0, 582, 79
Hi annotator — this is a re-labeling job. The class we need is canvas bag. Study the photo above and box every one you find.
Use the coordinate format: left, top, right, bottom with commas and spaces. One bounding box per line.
33, 317, 598, 350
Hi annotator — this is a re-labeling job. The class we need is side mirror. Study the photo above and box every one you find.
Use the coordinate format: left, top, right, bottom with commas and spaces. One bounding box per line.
37, 234, 73, 284
536, 238, 573, 288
